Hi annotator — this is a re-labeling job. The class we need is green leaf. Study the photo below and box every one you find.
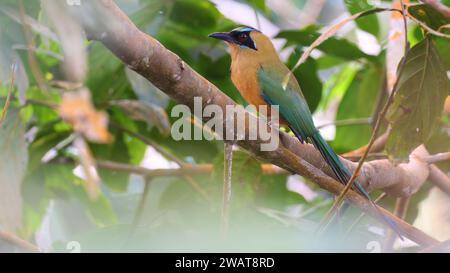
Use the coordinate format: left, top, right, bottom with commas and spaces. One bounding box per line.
277, 27, 372, 61
26, 129, 70, 175
125, 67, 169, 109
344, 0, 380, 37
433, 30, 450, 71
0, 107, 27, 231
211, 149, 294, 209
23, 128, 70, 211
170, 0, 220, 33
26, 87, 60, 125
426, 123, 450, 172
194, 53, 243, 103
333, 65, 382, 152
129, 0, 166, 29
257, 174, 303, 210
316, 55, 347, 70
321, 64, 359, 109
86, 43, 132, 104
386, 37, 449, 160
287, 50, 323, 113
90, 130, 131, 192
212, 150, 262, 203
110, 99, 171, 136
108, 108, 147, 165
43, 164, 117, 226
240, 0, 267, 14
408, 4, 450, 31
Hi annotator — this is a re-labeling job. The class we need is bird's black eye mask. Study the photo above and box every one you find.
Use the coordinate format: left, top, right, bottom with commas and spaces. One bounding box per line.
230, 30, 257, 51
209, 27, 259, 51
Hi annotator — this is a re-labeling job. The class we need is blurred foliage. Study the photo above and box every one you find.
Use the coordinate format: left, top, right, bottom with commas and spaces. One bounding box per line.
0, 0, 448, 252
408, 4, 450, 31
386, 37, 448, 160
277, 26, 373, 61
344, 0, 380, 37
287, 49, 323, 112
332, 65, 383, 152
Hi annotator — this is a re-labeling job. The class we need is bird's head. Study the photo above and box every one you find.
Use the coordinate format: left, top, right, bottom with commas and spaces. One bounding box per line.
209, 27, 277, 59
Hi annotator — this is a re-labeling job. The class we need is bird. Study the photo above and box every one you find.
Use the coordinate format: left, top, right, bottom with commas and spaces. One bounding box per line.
209, 26, 401, 236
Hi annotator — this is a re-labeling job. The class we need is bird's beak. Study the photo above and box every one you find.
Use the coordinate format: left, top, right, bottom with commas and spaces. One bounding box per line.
208, 32, 234, 43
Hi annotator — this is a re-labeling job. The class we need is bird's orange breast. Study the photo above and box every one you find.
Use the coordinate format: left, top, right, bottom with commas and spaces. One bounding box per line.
231, 61, 288, 126
231, 62, 267, 108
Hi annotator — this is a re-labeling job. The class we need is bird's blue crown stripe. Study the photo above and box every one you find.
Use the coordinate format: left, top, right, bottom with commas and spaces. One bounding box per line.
239, 27, 255, 32
234, 27, 260, 33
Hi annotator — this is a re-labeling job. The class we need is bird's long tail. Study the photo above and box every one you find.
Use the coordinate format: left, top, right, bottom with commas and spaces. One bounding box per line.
309, 132, 403, 239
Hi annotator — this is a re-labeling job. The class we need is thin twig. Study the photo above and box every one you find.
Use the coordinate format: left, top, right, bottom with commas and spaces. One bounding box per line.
319, 1, 410, 231
253, 8, 261, 30
183, 176, 212, 202
419, 239, 450, 253
74, 135, 100, 199
317, 118, 372, 130
221, 142, 233, 238
428, 164, 450, 196
25, 98, 57, 109
132, 177, 152, 227
1, 95, 57, 110
0, 230, 40, 252
425, 152, 450, 164
110, 121, 183, 165
288, 8, 402, 77
343, 153, 388, 162
341, 128, 391, 158
419, 0, 450, 19
384, 197, 411, 252
97, 159, 213, 201
13, 44, 64, 61
345, 193, 388, 237
299, 0, 326, 26
111, 121, 213, 202
0, 65, 16, 128
97, 159, 285, 177
18, 0, 48, 92
96, 159, 212, 177
406, 13, 450, 39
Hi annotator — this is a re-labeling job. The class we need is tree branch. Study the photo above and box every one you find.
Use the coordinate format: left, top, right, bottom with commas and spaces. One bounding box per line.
384, 197, 411, 252
221, 143, 233, 238
0, 230, 39, 252
96, 160, 212, 177
341, 129, 390, 158
66, 0, 439, 246
428, 165, 450, 196
96, 159, 287, 177
419, 239, 450, 253
0, 65, 16, 128
425, 152, 450, 164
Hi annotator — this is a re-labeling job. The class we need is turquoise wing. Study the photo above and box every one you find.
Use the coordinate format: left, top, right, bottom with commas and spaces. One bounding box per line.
257, 67, 317, 142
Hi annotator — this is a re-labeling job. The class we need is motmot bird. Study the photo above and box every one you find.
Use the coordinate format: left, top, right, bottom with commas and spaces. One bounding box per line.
209, 26, 401, 235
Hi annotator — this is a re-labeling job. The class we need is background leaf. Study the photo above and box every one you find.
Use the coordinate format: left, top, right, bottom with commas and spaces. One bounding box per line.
287, 49, 323, 113
344, 0, 380, 37
277, 26, 372, 61
332, 65, 382, 153
386, 37, 449, 159
408, 4, 450, 31
0, 107, 27, 231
